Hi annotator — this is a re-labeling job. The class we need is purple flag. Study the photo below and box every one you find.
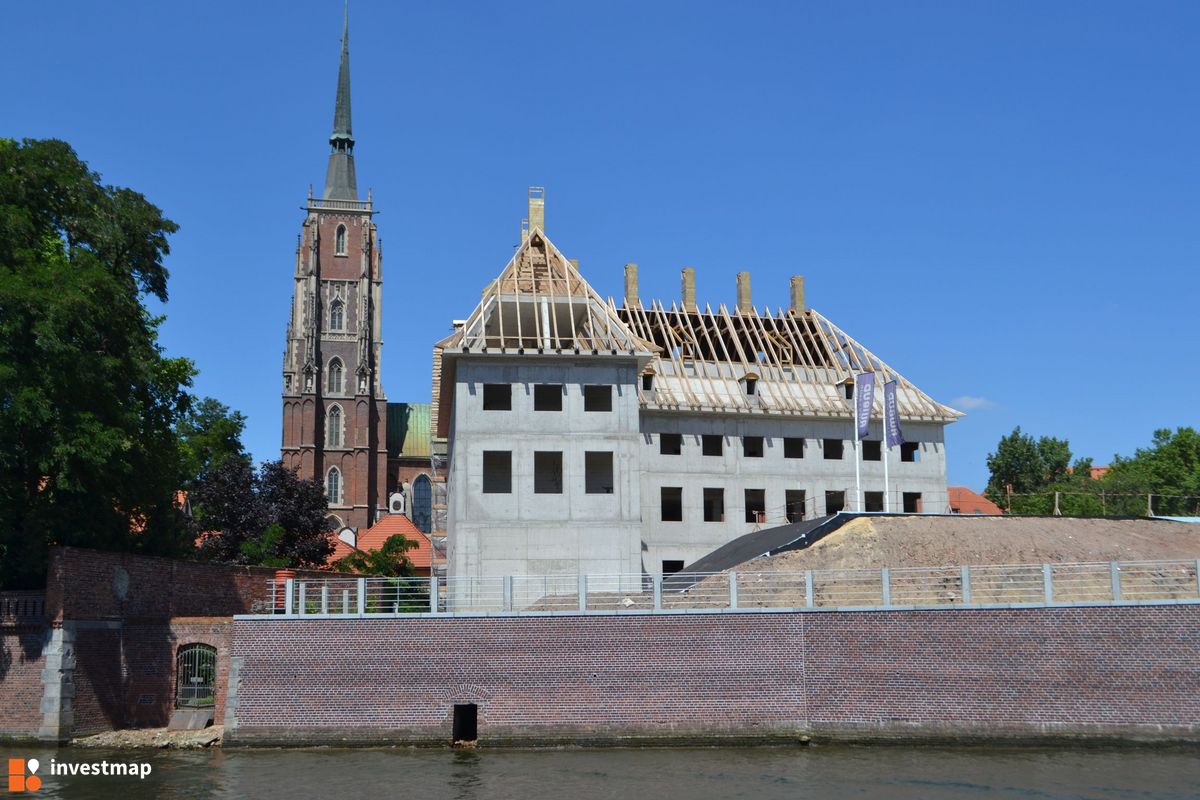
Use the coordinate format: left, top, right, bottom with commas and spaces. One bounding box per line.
884, 380, 904, 447
854, 373, 875, 440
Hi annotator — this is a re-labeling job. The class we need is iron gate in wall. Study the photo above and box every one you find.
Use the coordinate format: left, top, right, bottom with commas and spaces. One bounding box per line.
175, 643, 217, 708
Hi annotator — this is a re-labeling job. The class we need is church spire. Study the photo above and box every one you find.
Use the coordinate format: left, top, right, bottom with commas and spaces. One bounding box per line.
323, 2, 357, 200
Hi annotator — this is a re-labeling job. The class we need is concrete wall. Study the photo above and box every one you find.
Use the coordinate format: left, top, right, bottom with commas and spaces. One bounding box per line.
225, 604, 1200, 745
448, 358, 644, 580
639, 414, 948, 570
445, 352, 949, 578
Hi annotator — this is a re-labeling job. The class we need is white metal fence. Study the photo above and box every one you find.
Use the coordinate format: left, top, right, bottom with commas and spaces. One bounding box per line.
258, 558, 1200, 617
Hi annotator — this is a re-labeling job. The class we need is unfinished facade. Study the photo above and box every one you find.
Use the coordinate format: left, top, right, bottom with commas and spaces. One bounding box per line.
433, 192, 961, 579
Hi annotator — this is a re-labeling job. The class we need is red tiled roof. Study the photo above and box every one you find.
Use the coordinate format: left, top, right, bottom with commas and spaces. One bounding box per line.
947, 486, 1004, 515
329, 514, 434, 569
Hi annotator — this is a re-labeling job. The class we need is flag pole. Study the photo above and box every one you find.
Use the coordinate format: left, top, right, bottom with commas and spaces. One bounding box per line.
853, 378, 862, 513
882, 419, 891, 513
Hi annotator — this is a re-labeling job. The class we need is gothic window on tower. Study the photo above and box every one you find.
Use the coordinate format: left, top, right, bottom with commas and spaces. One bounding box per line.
335, 224, 347, 256
327, 358, 344, 394
326, 405, 343, 448
329, 298, 345, 331
326, 467, 342, 504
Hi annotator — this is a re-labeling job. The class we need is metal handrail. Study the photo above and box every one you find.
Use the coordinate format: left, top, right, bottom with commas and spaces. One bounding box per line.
257, 558, 1200, 617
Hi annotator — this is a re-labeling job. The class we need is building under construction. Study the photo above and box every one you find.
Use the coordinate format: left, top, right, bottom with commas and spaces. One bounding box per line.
432, 191, 961, 580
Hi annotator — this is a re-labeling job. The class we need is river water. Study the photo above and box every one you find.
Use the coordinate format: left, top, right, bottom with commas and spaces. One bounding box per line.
3, 744, 1197, 799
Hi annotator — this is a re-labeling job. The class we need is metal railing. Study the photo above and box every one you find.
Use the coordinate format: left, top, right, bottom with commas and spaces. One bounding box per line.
257, 559, 1200, 617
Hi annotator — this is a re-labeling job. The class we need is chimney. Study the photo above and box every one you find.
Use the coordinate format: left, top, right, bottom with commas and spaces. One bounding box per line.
789, 275, 806, 313
528, 186, 545, 232
623, 263, 639, 307
681, 267, 697, 311
736, 271, 752, 313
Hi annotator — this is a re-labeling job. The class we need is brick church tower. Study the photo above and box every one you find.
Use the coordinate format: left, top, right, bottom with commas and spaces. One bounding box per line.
281, 8, 387, 531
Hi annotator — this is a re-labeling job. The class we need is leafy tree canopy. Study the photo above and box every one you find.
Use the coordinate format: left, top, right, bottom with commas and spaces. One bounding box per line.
177, 397, 249, 489
0, 139, 193, 587
985, 425, 1200, 516
333, 534, 418, 577
985, 427, 1074, 498
1107, 427, 1200, 513
192, 459, 334, 568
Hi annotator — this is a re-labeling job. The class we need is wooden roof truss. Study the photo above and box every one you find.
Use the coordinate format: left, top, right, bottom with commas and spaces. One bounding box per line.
615, 301, 959, 422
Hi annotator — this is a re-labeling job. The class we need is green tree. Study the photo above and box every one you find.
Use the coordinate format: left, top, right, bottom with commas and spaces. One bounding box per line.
985, 427, 1078, 513
0, 139, 194, 587
985, 427, 1042, 501
1038, 436, 1072, 485
1107, 427, 1200, 516
177, 397, 249, 488
192, 459, 334, 568
333, 534, 418, 577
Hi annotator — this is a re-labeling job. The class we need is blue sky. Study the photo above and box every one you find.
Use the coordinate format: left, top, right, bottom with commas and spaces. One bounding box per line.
5, 1, 1198, 489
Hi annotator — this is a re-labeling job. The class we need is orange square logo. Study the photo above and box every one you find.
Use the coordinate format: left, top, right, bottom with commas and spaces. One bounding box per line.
6, 758, 40, 792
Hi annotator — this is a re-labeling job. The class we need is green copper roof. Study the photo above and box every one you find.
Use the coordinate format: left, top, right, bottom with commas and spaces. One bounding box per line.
387, 403, 431, 459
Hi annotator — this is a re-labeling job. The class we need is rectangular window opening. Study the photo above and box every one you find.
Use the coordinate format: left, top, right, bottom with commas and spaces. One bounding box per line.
660, 487, 683, 522
742, 436, 764, 458
585, 451, 614, 494
533, 384, 563, 411
903, 492, 922, 513
482, 451, 512, 494
901, 442, 920, 463
864, 490, 884, 512
662, 559, 684, 575
641, 373, 654, 392
583, 384, 613, 412
452, 703, 478, 744
533, 451, 563, 494
862, 440, 881, 461
702, 435, 723, 457
825, 490, 846, 514
823, 439, 844, 460
659, 433, 683, 455
744, 489, 766, 524
482, 384, 511, 411
784, 437, 805, 459
785, 490, 807, 523
703, 488, 725, 522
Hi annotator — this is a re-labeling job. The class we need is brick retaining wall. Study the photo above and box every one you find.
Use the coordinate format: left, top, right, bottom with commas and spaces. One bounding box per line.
1, 547, 334, 741
46, 547, 332, 622
0, 624, 48, 740
68, 618, 232, 736
227, 605, 1200, 745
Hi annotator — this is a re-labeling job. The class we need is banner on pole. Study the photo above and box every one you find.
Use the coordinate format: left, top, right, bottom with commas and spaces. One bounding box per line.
884, 380, 904, 447
854, 373, 875, 440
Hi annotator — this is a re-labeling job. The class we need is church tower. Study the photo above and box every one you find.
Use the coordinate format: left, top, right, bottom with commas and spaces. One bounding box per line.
281, 6, 387, 531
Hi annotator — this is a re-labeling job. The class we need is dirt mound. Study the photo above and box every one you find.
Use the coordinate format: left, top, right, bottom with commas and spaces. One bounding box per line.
741, 516, 1200, 573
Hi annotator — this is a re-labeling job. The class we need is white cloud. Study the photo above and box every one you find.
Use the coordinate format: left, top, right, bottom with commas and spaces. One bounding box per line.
950, 395, 995, 411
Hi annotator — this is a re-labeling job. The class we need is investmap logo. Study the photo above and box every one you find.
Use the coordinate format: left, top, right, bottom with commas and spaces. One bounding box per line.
7, 757, 153, 792
6, 760, 40, 793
